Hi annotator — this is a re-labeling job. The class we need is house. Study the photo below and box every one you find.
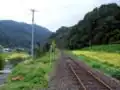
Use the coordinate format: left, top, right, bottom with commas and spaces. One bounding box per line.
3, 48, 12, 52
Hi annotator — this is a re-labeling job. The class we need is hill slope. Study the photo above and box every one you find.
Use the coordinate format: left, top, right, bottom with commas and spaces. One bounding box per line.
0, 20, 52, 48
51, 3, 120, 49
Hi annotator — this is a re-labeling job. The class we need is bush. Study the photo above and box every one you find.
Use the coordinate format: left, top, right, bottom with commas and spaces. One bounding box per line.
103, 61, 114, 67
91, 63, 101, 69
111, 69, 120, 80
0, 55, 4, 70
9, 57, 25, 66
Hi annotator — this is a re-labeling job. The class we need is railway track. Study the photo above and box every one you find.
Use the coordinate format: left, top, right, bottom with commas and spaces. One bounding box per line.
67, 57, 113, 90
50, 52, 120, 90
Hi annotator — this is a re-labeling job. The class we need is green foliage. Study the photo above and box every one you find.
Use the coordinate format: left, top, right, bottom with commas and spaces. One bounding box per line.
51, 3, 120, 49
81, 44, 120, 53
6, 52, 29, 67
0, 55, 4, 70
91, 63, 101, 69
34, 42, 49, 58
0, 82, 43, 90
111, 69, 120, 80
34, 40, 56, 58
51, 27, 70, 49
0, 51, 58, 90
34, 47, 44, 58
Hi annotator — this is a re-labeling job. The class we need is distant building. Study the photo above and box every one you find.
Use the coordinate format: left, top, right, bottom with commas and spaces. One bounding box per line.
3, 48, 12, 52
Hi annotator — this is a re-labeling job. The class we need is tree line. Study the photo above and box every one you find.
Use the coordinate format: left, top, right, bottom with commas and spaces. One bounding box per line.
50, 3, 120, 49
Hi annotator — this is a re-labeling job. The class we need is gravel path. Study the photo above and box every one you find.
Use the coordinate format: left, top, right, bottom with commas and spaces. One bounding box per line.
48, 52, 120, 90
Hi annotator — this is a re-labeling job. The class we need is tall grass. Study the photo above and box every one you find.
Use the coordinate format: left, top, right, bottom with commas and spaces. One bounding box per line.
73, 51, 120, 67
72, 44, 120, 80
82, 44, 120, 53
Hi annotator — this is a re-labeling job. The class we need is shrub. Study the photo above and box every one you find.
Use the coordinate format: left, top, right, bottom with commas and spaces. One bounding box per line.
92, 63, 101, 69
0, 55, 4, 70
9, 56, 25, 66
111, 69, 120, 80
103, 61, 114, 67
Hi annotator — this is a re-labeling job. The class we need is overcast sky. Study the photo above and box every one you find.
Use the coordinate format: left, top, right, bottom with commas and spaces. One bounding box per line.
0, 0, 119, 31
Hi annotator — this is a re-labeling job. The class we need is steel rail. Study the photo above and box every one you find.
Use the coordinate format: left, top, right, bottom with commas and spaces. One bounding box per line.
67, 57, 113, 90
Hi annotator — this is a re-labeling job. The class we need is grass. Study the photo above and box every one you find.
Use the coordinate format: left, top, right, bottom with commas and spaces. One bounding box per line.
73, 51, 120, 67
72, 44, 120, 80
0, 52, 30, 67
0, 51, 58, 90
7, 52, 30, 66
7, 52, 29, 60
0, 52, 29, 61
82, 44, 120, 53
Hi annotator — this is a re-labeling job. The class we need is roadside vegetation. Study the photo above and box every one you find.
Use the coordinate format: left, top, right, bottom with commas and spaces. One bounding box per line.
72, 44, 120, 80
6, 52, 30, 66
0, 51, 29, 68
0, 51, 29, 61
0, 51, 58, 90
0, 41, 58, 90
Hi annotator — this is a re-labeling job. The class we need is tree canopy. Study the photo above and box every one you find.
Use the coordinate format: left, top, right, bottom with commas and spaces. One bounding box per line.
51, 3, 120, 49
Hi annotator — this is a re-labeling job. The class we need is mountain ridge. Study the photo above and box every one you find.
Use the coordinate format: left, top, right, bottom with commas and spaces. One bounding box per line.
0, 20, 52, 48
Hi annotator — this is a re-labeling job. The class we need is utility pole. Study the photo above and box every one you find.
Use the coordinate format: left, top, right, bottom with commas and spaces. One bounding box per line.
31, 9, 36, 59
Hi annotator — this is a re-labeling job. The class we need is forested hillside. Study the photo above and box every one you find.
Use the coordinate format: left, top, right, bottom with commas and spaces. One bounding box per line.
51, 3, 120, 49
0, 20, 52, 48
